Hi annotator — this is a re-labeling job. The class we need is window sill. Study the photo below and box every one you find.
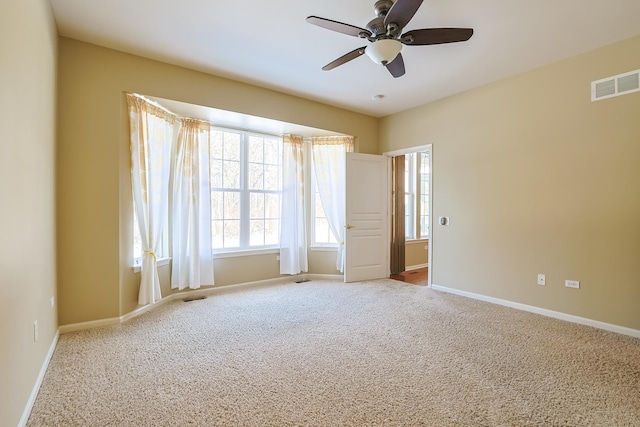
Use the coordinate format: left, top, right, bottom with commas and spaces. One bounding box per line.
132, 257, 171, 273
213, 248, 279, 259
309, 246, 339, 252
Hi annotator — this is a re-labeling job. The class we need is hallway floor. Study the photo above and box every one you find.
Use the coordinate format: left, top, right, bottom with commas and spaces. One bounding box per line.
389, 267, 428, 286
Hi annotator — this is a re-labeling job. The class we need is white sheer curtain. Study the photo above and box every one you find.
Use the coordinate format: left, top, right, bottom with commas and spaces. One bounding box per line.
279, 134, 308, 274
127, 94, 175, 305
171, 118, 215, 290
311, 136, 354, 272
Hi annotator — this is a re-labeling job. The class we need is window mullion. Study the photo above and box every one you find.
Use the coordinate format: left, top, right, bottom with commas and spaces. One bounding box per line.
240, 132, 250, 248
415, 153, 421, 237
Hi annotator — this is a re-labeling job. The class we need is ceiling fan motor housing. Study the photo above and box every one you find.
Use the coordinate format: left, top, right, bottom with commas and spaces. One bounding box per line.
369, 0, 401, 39
366, 16, 387, 37
374, 0, 394, 17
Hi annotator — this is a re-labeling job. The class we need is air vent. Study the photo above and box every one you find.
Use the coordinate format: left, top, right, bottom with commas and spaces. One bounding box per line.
592, 69, 640, 101
183, 295, 206, 302
618, 73, 640, 93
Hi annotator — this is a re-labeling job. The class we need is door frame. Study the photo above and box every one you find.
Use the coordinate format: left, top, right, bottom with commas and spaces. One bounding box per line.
383, 144, 433, 288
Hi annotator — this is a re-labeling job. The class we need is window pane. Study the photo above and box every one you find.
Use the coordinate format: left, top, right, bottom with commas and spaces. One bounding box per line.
421, 174, 429, 192
264, 219, 279, 245
248, 136, 263, 163
210, 159, 223, 188
420, 215, 429, 238
404, 153, 415, 240
211, 191, 224, 220
250, 192, 264, 219
405, 194, 414, 239
404, 167, 410, 188
315, 218, 330, 243
316, 217, 338, 245
224, 220, 240, 248
223, 160, 240, 189
224, 191, 240, 220
211, 131, 223, 160
250, 220, 264, 246
249, 163, 264, 190
264, 165, 280, 191
420, 152, 429, 174
223, 133, 240, 161
419, 151, 429, 239
265, 193, 280, 219
264, 138, 280, 165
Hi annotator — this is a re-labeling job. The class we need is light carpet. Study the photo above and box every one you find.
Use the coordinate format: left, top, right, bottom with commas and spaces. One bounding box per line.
28, 279, 640, 426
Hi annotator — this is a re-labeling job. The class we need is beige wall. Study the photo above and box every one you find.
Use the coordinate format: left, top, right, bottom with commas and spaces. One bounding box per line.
58, 38, 377, 325
0, 1, 58, 426
405, 240, 428, 269
380, 35, 640, 330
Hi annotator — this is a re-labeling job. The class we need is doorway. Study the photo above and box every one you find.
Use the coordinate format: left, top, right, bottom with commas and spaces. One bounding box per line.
385, 145, 432, 288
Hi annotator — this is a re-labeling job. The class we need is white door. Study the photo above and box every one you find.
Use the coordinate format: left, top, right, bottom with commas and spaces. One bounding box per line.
344, 152, 389, 282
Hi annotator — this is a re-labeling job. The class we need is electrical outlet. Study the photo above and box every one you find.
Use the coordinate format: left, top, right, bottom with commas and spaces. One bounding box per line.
276, 255, 280, 261
50, 297, 55, 308
565, 280, 580, 289
537, 274, 546, 286
33, 321, 38, 343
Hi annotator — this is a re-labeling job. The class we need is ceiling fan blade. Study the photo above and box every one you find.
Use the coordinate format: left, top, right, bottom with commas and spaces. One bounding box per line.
322, 47, 367, 71
385, 53, 405, 78
384, 0, 423, 30
306, 16, 372, 38
402, 28, 474, 45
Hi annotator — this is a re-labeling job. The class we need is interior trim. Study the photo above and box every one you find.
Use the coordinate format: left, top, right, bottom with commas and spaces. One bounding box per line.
432, 284, 640, 339
19, 331, 59, 427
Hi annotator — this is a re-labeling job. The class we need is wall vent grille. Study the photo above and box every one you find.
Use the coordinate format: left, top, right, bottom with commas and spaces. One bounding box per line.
592, 69, 640, 101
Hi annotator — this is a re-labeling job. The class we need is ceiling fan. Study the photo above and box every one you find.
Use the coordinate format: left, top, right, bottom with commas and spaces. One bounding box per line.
306, 0, 473, 78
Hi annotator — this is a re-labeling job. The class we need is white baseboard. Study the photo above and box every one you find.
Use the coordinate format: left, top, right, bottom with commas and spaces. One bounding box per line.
59, 273, 343, 334
58, 317, 121, 334
304, 274, 344, 281
18, 330, 59, 427
431, 284, 640, 339
406, 263, 428, 271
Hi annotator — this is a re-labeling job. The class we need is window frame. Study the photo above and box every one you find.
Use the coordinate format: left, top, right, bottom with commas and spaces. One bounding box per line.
405, 153, 416, 240
419, 151, 430, 240
308, 141, 339, 249
210, 127, 283, 254
404, 150, 430, 242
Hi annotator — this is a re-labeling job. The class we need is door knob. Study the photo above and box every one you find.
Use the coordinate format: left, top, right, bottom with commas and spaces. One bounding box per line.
346, 224, 355, 229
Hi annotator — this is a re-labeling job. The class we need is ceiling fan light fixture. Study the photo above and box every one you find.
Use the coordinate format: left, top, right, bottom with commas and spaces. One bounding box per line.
365, 39, 402, 65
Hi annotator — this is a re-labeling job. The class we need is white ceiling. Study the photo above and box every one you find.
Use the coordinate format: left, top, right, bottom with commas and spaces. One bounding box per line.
50, 0, 640, 118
